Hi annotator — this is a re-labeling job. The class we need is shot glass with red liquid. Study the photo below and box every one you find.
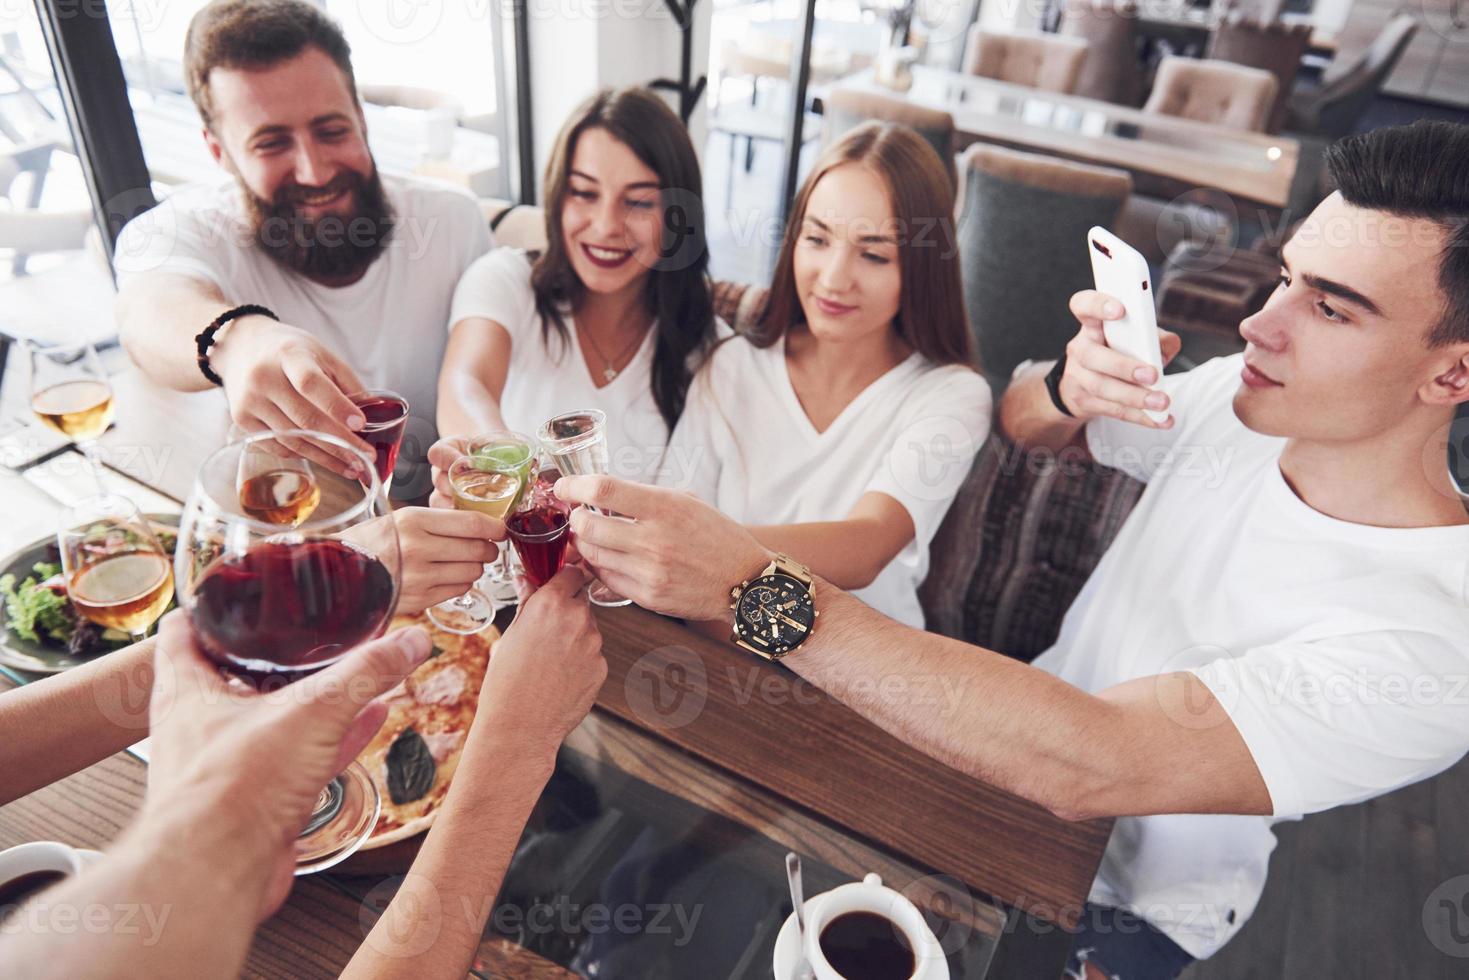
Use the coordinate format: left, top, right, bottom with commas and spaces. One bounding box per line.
349, 389, 409, 494
505, 481, 571, 589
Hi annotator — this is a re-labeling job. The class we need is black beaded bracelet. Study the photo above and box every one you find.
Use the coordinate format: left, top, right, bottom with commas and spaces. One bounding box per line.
195, 304, 278, 386
1044, 352, 1075, 418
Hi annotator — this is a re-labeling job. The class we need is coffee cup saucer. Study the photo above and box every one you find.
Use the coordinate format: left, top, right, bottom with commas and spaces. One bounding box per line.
771, 897, 821, 980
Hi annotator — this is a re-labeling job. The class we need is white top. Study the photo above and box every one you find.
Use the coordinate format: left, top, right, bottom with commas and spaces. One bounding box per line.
659, 332, 993, 628
114, 175, 492, 493
449, 247, 721, 483
1031, 353, 1469, 959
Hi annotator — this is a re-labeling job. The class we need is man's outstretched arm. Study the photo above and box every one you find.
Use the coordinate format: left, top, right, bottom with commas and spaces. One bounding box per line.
557, 476, 1271, 823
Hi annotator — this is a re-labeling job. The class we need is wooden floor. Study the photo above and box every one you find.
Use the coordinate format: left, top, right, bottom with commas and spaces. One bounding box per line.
1183, 753, 1469, 979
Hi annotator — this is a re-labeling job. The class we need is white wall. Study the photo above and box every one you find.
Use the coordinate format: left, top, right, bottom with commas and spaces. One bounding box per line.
526, 0, 713, 196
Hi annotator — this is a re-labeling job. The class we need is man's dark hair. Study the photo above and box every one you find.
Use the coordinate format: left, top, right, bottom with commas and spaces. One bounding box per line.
1325, 120, 1469, 347
184, 0, 357, 131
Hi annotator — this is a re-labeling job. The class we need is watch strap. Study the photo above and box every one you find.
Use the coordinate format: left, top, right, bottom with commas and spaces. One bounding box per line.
1044, 353, 1075, 419
195, 304, 278, 386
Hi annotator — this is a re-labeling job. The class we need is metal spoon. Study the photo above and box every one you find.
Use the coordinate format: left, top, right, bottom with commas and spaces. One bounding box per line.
786, 852, 813, 980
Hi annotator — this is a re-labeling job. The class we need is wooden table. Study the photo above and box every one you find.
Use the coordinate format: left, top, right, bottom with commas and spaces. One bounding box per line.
0, 370, 1113, 977
836, 65, 1300, 211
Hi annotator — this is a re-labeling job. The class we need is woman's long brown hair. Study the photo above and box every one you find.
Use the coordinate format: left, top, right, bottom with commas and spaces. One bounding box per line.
755, 122, 977, 369
531, 87, 717, 434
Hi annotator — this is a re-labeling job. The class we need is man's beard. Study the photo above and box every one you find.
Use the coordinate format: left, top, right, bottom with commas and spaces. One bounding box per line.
243, 167, 395, 282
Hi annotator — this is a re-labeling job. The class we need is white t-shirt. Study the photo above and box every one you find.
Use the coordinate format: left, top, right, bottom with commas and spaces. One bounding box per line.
1031, 352, 1469, 959
658, 332, 993, 628
114, 175, 492, 497
449, 247, 717, 483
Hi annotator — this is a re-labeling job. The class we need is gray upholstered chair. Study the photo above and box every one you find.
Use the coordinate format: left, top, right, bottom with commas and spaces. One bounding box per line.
1060, 0, 1145, 105
1143, 55, 1279, 132
961, 26, 1090, 94
1206, 16, 1313, 134
821, 87, 957, 188
955, 142, 1132, 393
1286, 13, 1417, 140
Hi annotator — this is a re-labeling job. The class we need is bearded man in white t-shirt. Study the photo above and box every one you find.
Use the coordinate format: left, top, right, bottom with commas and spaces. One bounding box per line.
111, 0, 500, 610
551, 120, 1469, 978
114, 0, 490, 496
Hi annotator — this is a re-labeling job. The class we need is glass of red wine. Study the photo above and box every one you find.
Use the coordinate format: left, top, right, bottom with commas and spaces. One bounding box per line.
349, 389, 410, 496
505, 479, 572, 589
174, 429, 402, 874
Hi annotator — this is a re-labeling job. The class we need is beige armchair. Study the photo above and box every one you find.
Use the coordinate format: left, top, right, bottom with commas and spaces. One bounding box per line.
821, 88, 958, 189
479, 198, 548, 254
1286, 13, 1417, 140
1143, 56, 1278, 131
961, 27, 1090, 94
1060, 0, 1145, 105
1206, 16, 1313, 134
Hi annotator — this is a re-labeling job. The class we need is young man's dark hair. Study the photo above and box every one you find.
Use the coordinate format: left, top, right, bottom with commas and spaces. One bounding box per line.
1325, 120, 1469, 346
184, 0, 358, 131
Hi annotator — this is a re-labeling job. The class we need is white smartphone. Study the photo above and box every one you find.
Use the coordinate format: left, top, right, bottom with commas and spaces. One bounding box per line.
1086, 226, 1167, 423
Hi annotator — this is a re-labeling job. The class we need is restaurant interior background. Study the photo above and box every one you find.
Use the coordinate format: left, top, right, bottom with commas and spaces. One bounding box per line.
0, 0, 1466, 975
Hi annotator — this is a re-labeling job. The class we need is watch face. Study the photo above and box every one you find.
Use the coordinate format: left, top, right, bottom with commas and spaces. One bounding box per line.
734, 573, 815, 656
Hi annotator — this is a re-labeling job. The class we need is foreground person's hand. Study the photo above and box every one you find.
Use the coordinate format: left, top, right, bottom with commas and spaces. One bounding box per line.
483, 565, 605, 750
144, 610, 433, 919
554, 477, 773, 622
1060, 290, 1182, 428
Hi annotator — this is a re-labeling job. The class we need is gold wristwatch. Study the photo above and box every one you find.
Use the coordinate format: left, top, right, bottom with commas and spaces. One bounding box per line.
729, 553, 817, 661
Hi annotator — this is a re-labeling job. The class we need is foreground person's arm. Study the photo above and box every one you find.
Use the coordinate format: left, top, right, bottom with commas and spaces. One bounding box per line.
341, 567, 606, 980
0, 640, 154, 806
1, 613, 432, 978
558, 477, 1271, 823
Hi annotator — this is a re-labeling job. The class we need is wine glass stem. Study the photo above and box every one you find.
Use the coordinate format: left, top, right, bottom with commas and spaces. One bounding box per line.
78, 441, 109, 495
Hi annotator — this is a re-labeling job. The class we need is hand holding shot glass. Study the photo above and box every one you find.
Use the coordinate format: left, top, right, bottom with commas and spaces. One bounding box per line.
536, 409, 632, 607
425, 430, 535, 635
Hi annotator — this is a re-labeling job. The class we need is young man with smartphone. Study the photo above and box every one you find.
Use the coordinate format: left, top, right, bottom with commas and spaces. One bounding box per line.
554, 120, 1469, 978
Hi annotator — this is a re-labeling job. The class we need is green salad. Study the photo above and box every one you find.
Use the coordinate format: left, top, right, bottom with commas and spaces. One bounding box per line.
0, 562, 69, 644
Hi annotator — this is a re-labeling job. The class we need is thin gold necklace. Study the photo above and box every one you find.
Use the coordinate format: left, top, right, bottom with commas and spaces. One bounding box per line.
580, 320, 650, 382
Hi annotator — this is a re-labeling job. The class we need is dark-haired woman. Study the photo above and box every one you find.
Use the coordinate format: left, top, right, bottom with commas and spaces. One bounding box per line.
660, 123, 991, 628
432, 87, 720, 482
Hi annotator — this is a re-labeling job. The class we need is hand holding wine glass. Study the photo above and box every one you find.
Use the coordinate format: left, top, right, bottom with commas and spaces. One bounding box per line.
175, 428, 404, 873
143, 610, 433, 920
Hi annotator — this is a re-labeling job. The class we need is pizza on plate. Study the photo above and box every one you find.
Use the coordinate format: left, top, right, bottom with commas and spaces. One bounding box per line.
356, 612, 495, 848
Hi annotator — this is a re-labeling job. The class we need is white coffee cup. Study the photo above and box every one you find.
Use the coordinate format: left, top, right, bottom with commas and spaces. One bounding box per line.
803, 872, 949, 980
0, 841, 86, 912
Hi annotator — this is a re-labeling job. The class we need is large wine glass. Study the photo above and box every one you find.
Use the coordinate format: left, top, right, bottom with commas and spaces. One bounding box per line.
174, 429, 402, 874
58, 494, 174, 644
536, 409, 631, 606
26, 340, 115, 495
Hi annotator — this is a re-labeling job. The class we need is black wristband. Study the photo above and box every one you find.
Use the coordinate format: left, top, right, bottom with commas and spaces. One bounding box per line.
195, 304, 278, 386
1044, 353, 1074, 418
